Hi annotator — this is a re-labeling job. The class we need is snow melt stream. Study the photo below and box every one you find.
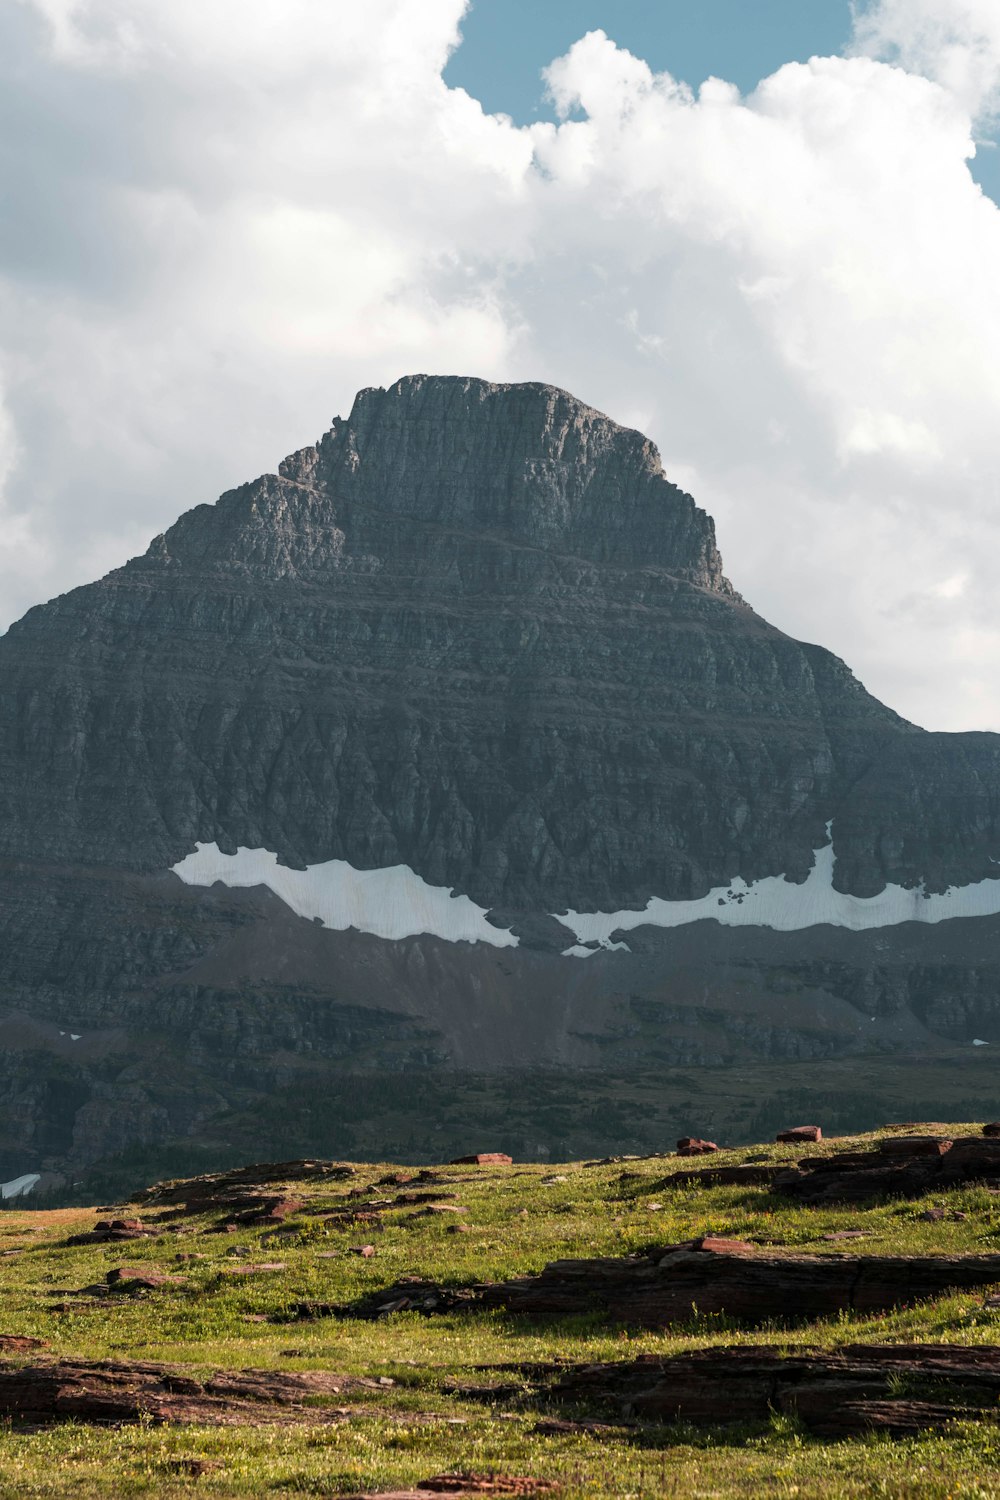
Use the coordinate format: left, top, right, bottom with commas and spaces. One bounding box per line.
171, 843, 519, 948
555, 826, 1000, 951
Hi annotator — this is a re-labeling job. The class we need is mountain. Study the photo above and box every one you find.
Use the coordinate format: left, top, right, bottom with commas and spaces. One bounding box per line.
2, 374, 1000, 1194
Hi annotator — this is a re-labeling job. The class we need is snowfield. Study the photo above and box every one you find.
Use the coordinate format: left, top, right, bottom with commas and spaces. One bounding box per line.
171, 827, 1000, 956
555, 827, 1000, 952
171, 843, 519, 947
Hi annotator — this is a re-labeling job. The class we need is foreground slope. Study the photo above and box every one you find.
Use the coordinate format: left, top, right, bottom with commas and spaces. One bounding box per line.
2, 376, 1000, 1186
3, 1128, 1000, 1496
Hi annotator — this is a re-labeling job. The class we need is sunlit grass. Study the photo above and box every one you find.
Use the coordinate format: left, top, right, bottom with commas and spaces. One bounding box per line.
2, 1125, 1000, 1495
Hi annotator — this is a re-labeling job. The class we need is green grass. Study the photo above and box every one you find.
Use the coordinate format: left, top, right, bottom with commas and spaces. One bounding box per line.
5, 1124, 1000, 1496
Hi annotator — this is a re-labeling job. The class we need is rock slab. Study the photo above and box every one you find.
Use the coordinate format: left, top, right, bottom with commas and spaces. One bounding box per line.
551, 1343, 1000, 1437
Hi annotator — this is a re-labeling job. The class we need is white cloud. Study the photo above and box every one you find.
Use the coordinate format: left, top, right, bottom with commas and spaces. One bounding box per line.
0, 0, 528, 617
2, 2, 1000, 733
852, 0, 1000, 121
517, 31, 1000, 728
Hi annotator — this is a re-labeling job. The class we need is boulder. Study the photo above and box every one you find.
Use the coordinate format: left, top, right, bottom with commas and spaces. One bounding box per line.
776, 1126, 822, 1143
395, 1191, 458, 1205
0, 1336, 48, 1352
449, 1155, 512, 1166
105, 1267, 184, 1292
686, 1235, 756, 1255
776, 1162, 932, 1203
65, 1219, 159, 1247
676, 1138, 718, 1156
244, 1197, 305, 1226
876, 1136, 952, 1157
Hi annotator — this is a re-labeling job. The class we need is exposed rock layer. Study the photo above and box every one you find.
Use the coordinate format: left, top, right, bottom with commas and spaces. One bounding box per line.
2, 376, 1000, 1180
0, 1358, 376, 1426
546, 1344, 1000, 1437
338, 1242, 1000, 1329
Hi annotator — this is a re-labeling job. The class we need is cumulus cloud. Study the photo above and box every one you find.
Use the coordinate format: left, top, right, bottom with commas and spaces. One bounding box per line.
2, 0, 1000, 733
0, 0, 528, 615
520, 29, 1000, 730
852, 0, 1000, 121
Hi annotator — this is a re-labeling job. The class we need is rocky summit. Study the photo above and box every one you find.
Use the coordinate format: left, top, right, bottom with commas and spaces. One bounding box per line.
2, 375, 1000, 1194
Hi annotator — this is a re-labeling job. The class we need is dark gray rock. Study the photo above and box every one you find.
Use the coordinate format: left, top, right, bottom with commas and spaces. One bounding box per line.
1, 374, 1000, 1181
0, 374, 916, 903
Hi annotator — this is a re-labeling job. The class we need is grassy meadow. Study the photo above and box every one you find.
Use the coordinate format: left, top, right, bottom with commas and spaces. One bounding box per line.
4, 1125, 1000, 1496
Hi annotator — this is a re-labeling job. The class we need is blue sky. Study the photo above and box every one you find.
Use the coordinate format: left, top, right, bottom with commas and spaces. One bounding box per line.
446, 0, 854, 114
446, 0, 1000, 203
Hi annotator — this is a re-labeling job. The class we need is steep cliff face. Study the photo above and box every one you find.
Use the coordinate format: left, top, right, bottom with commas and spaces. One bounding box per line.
0, 375, 920, 903
1, 375, 999, 1186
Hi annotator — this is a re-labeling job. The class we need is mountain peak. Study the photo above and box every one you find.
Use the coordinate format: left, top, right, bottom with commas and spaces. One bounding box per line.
139, 375, 731, 591
2, 372, 1000, 1183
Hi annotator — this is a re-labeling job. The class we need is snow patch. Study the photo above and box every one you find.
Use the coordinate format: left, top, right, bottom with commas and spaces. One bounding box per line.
1, 1173, 40, 1200
561, 940, 632, 959
973, 1038, 990, 1046
171, 844, 519, 948
171, 827, 1000, 959
555, 825, 1000, 947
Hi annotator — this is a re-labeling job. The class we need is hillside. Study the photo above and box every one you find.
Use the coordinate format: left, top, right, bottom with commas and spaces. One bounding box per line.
4, 1125, 1000, 1495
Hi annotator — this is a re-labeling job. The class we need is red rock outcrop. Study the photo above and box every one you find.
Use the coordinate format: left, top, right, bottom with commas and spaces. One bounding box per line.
0, 1359, 381, 1426
450, 1155, 513, 1167
550, 1343, 1000, 1436
339, 1242, 1000, 1329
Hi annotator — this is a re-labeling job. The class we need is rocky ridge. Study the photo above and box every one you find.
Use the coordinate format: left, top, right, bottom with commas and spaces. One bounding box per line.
2, 375, 1000, 1184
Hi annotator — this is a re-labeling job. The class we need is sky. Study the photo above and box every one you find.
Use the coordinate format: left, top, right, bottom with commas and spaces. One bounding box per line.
2, 0, 1000, 733
446, 1, 1000, 204
446, 0, 855, 114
